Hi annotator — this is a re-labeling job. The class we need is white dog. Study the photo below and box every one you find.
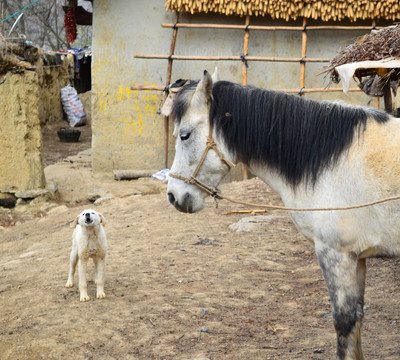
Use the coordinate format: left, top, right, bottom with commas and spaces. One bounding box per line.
65, 209, 107, 302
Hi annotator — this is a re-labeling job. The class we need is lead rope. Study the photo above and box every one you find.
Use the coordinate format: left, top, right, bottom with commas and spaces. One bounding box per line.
169, 172, 400, 211
216, 192, 400, 212
169, 124, 400, 212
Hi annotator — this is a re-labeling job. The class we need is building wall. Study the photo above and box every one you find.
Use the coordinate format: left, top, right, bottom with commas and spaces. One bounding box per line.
91, 0, 392, 174
0, 71, 46, 193
0, 51, 73, 194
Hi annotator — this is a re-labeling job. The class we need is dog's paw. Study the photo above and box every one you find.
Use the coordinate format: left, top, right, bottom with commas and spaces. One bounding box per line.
65, 281, 73, 288
80, 294, 90, 302
97, 292, 106, 299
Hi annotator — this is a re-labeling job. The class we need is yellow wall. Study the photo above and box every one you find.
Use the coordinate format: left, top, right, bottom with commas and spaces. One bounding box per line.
0, 51, 73, 194
91, 0, 393, 175
91, 1, 171, 172
0, 71, 45, 192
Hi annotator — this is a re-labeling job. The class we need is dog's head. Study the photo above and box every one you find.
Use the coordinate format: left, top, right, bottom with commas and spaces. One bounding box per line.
72, 209, 106, 228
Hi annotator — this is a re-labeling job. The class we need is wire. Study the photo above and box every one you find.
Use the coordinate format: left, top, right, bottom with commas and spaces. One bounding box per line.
0, 0, 43, 25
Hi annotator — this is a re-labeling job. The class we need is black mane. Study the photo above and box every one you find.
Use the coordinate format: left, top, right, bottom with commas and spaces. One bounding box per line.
172, 80, 389, 187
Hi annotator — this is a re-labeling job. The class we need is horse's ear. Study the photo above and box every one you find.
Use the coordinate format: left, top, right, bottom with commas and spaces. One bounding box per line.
211, 67, 220, 82
192, 70, 213, 107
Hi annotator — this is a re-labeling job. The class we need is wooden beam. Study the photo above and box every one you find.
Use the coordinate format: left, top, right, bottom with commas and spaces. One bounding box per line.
75, 6, 92, 26
134, 53, 329, 63
383, 82, 393, 114
163, 12, 180, 169
299, 18, 307, 96
242, 15, 250, 180
161, 23, 379, 31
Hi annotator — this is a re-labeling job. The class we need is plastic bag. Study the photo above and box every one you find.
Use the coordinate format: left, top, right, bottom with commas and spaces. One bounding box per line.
60, 85, 87, 127
151, 169, 170, 183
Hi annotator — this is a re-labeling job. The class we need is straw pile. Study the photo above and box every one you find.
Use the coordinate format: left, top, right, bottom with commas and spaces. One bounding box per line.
165, 0, 400, 21
325, 24, 400, 84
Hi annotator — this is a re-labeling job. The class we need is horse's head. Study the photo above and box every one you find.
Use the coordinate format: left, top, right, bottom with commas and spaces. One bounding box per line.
166, 69, 234, 213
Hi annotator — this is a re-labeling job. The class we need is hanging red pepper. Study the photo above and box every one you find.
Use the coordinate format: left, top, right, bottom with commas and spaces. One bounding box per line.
64, 7, 77, 44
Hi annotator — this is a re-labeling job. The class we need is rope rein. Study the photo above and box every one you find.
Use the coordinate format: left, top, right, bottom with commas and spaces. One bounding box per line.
169, 123, 400, 212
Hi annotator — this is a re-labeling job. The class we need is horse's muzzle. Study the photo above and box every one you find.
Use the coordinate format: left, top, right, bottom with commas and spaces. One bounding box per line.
167, 191, 195, 213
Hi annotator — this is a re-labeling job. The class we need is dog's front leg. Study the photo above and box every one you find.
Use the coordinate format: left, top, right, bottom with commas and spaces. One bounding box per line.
78, 257, 90, 302
65, 247, 78, 288
95, 257, 106, 299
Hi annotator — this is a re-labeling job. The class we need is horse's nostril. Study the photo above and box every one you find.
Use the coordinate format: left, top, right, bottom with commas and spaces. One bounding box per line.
167, 192, 176, 205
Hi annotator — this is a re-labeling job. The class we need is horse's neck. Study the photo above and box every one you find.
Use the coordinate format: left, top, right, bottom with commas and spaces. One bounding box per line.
247, 163, 296, 203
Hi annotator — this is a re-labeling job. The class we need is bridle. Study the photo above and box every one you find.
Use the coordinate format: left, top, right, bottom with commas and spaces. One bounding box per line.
169, 121, 236, 199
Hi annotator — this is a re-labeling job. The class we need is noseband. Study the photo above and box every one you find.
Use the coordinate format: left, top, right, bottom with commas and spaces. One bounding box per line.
169, 122, 236, 198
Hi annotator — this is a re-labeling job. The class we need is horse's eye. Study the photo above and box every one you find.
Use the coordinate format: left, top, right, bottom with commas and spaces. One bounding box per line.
180, 132, 191, 141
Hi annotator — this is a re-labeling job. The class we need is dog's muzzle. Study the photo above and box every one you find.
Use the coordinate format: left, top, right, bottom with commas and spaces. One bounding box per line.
84, 213, 93, 224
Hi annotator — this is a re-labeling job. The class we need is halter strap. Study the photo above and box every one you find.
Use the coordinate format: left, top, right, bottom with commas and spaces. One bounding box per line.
169, 122, 236, 197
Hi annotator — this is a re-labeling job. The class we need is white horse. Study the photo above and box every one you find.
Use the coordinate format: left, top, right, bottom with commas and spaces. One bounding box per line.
165, 70, 400, 360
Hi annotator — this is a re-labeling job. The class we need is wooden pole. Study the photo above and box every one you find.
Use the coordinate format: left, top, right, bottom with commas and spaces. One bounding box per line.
134, 53, 330, 63
383, 82, 393, 114
166, 13, 179, 86
129, 85, 361, 94
161, 23, 379, 32
163, 12, 179, 169
242, 15, 250, 86
130, 84, 165, 91
374, 97, 380, 109
242, 15, 250, 180
282, 87, 361, 93
299, 18, 307, 96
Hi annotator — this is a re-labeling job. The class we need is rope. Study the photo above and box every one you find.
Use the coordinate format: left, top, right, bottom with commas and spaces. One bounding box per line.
170, 172, 400, 211
170, 118, 400, 212
0, 0, 42, 25
217, 192, 400, 212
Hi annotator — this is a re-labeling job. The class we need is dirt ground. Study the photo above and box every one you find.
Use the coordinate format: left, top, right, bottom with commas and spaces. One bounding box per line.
1, 121, 400, 360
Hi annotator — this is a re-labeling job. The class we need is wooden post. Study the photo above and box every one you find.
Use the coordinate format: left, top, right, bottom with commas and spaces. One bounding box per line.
371, 20, 380, 111
299, 17, 308, 96
163, 12, 180, 169
383, 82, 392, 114
242, 15, 250, 86
242, 15, 250, 180
374, 97, 379, 110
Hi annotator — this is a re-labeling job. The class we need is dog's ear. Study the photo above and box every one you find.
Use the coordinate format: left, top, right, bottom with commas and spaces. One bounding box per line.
99, 213, 106, 226
71, 215, 79, 228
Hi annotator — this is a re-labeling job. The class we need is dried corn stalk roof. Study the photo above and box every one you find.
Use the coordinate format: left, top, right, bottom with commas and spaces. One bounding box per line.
325, 24, 400, 83
165, 0, 400, 21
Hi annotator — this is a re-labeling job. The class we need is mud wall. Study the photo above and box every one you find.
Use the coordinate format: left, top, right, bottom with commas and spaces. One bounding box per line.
36, 54, 74, 125
0, 71, 45, 192
0, 51, 73, 195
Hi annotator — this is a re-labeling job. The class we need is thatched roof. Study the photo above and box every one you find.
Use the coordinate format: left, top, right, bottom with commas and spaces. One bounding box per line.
165, 0, 400, 22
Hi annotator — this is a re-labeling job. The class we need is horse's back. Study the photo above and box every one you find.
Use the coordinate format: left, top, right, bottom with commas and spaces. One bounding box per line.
360, 116, 400, 189
321, 116, 400, 257
284, 115, 400, 258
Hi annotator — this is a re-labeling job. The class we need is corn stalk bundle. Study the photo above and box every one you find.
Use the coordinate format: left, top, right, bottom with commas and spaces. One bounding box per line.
165, 0, 400, 22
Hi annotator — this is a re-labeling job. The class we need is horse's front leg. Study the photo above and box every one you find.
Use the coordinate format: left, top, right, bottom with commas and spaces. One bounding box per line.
316, 244, 366, 360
